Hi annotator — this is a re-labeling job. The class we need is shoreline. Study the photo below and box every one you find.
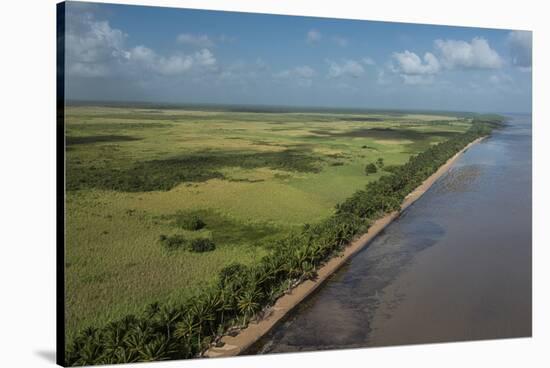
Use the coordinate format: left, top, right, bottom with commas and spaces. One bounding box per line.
205, 136, 486, 358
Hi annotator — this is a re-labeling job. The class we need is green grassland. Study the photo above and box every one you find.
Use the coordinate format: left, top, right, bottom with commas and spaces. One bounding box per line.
65, 105, 471, 339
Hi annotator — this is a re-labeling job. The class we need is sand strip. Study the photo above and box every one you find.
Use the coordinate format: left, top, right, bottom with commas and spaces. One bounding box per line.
205, 137, 485, 358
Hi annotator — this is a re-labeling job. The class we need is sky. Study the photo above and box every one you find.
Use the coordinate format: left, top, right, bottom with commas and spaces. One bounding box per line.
63, 1, 532, 113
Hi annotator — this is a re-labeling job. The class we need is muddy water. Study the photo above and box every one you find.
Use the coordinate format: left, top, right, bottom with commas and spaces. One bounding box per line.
250, 114, 531, 354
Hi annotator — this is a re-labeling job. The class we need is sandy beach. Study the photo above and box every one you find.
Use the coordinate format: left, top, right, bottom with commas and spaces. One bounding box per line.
205, 136, 485, 358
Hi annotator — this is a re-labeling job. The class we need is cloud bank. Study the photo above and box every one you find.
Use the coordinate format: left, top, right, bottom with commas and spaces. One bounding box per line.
327, 59, 366, 78
66, 11, 218, 79
508, 30, 532, 69
64, 3, 531, 112
392, 51, 440, 75
434, 37, 503, 69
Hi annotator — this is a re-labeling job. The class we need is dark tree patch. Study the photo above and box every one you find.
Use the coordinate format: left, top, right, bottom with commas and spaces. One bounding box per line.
167, 210, 280, 248
308, 127, 460, 141
66, 135, 141, 145
67, 149, 322, 192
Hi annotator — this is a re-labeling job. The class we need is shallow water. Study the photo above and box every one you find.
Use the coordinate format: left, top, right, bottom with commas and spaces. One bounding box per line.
250, 114, 532, 354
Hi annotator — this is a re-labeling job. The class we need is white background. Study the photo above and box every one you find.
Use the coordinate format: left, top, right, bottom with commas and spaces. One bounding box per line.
0, 0, 547, 367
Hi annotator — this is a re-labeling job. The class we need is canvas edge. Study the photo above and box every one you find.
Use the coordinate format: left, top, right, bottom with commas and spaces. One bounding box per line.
56, 1, 66, 366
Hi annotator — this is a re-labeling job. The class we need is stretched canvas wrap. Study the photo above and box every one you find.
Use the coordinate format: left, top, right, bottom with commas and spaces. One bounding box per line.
57, 1, 532, 366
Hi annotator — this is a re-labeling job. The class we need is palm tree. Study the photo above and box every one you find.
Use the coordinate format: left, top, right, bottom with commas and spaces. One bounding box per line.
137, 335, 173, 362
290, 247, 310, 278
237, 288, 262, 324
102, 321, 127, 357
189, 301, 215, 352
253, 262, 278, 292
145, 302, 161, 319
301, 261, 316, 280
266, 284, 283, 304
124, 320, 153, 353
113, 347, 139, 364
157, 306, 181, 339
202, 292, 223, 335
75, 338, 104, 366
174, 313, 198, 342
216, 288, 238, 330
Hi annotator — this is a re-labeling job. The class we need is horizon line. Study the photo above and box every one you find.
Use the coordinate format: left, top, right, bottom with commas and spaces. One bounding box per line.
65, 99, 529, 116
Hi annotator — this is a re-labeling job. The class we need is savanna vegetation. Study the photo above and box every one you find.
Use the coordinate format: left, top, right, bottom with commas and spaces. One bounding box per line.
64, 104, 502, 365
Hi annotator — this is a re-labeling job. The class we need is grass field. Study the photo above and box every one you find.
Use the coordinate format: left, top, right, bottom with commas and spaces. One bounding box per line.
65, 105, 471, 338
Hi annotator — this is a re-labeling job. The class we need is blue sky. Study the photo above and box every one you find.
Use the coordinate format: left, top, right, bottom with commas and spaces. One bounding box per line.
64, 1, 532, 113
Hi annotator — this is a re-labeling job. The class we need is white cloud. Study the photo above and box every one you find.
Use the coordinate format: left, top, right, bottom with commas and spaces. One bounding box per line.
177, 33, 215, 48
362, 57, 376, 66
274, 65, 316, 87
275, 66, 315, 79
65, 10, 217, 78
389, 37, 503, 85
401, 75, 434, 85
194, 49, 217, 67
434, 37, 503, 69
128, 45, 156, 65
327, 59, 365, 78
392, 51, 440, 75
306, 29, 322, 43
65, 13, 129, 77
508, 30, 532, 69
376, 69, 390, 85
219, 59, 270, 84
156, 55, 194, 75
67, 63, 111, 78
486, 72, 521, 94
129, 47, 216, 76
294, 66, 315, 78
332, 36, 349, 47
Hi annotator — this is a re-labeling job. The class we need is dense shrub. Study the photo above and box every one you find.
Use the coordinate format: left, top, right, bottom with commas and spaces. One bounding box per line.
188, 238, 216, 253
67, 149, 322, 192
160, 234, 187, 250
66, 118, 501, 366
176, 214, 206, 231
66, 135, 141, 145
365, 163, 378, 175
160, 235, 215, 253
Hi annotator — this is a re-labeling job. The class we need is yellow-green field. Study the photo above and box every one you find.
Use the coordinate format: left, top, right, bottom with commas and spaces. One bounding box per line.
65, 105, 470, 338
